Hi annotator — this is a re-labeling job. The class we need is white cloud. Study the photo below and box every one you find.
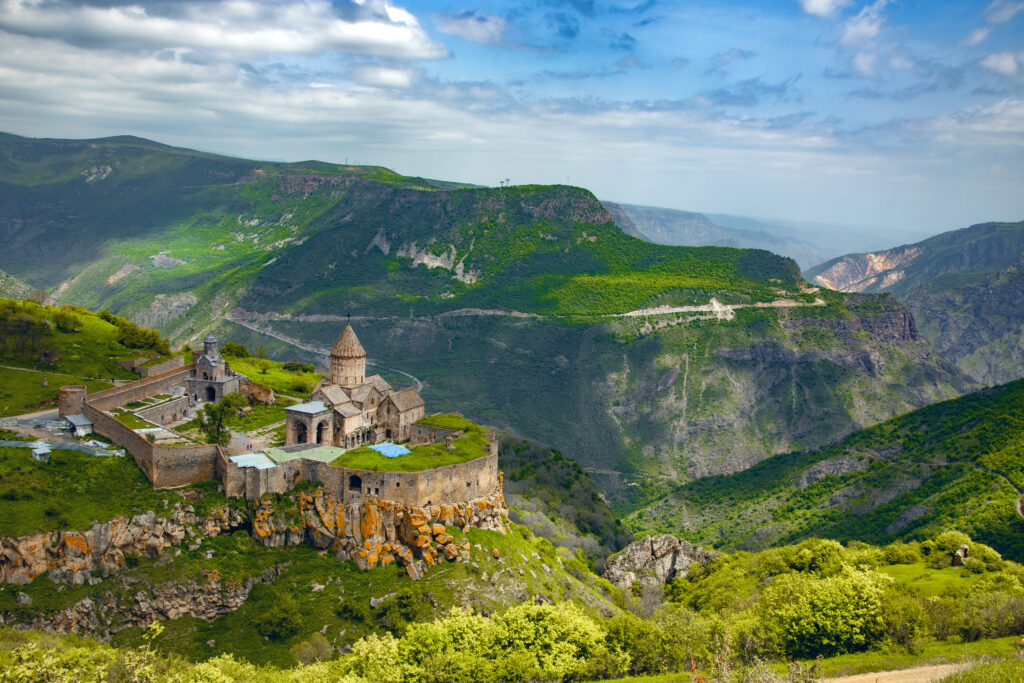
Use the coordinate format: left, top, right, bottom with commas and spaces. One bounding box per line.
432, 11, 507, 46
852, 51, 878, 77
0, 0, 447, 59
798, 0, 854, 18
984, 0, 1024, 23
889, 55, 914, 70
961, 27, 992, 47
981, 51, 1024, 78
840, 0, 889, 47
349, 65, 417, 88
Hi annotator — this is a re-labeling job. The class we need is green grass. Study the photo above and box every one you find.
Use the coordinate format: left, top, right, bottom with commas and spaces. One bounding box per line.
811, 636, 1023, 678
0, 445, 228, 537
110, 408, 155, 429
227, 356, 322, 397
0, 367, 113, 417
330, 414, 490, 472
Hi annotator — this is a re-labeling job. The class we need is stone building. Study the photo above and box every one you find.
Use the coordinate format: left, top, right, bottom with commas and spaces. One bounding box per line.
186, 335, 242, 403
285, 322, 424, 448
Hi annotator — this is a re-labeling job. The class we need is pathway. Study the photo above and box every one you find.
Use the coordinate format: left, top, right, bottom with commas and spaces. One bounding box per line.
826, 662, 970, 682
0, 364, 127, 385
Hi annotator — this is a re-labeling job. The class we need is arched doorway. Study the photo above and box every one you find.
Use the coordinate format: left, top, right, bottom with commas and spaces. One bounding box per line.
296, 422, 308, 443
315, 422, 324, 444
348, 474, 362, 491
205, 386, 216, 402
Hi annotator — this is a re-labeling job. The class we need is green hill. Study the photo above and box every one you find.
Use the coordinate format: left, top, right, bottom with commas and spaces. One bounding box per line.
0, 298, 176, 416
0, 133, 972, 512
627, 377, 1024, 561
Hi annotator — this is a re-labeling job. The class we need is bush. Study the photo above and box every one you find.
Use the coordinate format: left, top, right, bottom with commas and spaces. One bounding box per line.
758, 568, 890, 658
254, 595, 302, 640
882, 541, 922, 565
221, 342, 250, 358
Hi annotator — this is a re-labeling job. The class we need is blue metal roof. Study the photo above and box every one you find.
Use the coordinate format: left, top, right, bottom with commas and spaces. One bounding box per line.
369, 442, 411, 458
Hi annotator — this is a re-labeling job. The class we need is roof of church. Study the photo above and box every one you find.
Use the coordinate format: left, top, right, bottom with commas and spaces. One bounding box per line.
331, 322, 366, 358
334, 402, 361, 418
204, 334, 217, 343
388, 387, 425, 412
349, 384, 379, 405
366, 374, 393, 393
316, 384, 350, 406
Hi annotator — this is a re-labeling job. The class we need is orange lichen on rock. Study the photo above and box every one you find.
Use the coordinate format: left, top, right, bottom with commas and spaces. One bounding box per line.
430, 524, 445, 536
435, 534, 454, 546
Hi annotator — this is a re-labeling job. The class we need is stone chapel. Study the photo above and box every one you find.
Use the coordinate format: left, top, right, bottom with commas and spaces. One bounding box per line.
284, 321, 425, 448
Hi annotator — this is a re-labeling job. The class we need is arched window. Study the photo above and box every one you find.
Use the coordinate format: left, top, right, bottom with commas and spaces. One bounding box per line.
348, 474, 362, 491
315, 422, 324, 444
296, 422, 308, 443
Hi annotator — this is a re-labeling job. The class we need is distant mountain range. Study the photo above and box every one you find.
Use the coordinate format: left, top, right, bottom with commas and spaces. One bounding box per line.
0, 132, 970, 515
805, 221, 1024, 386
603, 201, 900, 269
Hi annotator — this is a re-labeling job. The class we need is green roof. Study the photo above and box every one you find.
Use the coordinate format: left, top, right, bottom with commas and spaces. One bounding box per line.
266, 444, 345, 464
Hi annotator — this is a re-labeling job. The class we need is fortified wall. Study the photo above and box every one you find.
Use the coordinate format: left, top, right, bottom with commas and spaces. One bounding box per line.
219, 446, 500, 506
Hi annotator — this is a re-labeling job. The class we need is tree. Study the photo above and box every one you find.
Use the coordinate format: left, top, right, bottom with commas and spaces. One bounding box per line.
197, 401, 232, 446
255, 344, 267, 359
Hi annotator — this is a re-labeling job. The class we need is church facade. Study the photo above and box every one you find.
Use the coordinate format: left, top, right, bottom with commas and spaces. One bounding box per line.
284, 322, 425, 448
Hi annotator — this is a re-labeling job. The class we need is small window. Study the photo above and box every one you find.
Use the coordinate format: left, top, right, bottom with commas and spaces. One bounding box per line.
374, 487, 379, 495
466, 482, 471, 488
395, 482, 400, 488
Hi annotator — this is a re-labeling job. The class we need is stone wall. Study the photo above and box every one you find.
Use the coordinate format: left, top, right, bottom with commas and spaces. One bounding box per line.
135, 356, 184, 378
226, 452, 500, 509
408, 423, 459, 445
135, 396, 191, 426
150, 443, 222, 489
87, 365, 195, 412
82, 403, 156, 482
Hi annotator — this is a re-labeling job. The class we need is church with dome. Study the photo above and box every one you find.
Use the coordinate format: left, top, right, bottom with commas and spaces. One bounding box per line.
284, 321, 425, 448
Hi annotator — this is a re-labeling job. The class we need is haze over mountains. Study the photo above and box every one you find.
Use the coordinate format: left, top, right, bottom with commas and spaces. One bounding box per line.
603, 201, 911, 270
806, 221, 1024, 386
0, 132, 974, 516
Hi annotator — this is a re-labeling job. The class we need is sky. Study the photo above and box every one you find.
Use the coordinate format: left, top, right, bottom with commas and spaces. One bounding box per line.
0, 0, 1023, 240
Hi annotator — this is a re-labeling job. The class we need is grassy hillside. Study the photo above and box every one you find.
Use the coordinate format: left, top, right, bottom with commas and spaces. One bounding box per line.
3, 534, 1024, 681
628, 377, 1024, 561
0, 298, 178, 415
0, 134, 973, 515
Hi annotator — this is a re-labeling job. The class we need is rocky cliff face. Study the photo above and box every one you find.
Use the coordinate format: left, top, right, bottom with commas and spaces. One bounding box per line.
603, 535, 716, 590
0, 504, 244, 586
252, 486, 509, 580
809, 246, 923, 293
5, 564, 283, 640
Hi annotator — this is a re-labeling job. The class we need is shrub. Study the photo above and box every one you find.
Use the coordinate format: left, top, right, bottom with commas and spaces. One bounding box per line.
758, 568, 890, 658
221, 342, 250, 358
254, 595, 302, 640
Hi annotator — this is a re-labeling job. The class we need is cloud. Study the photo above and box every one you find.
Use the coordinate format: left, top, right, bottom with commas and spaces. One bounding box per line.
983, 0, 1024, 23
700, 76, 802, 107
840, 0, 889, 47
707, 48, 755, 77
798, 0, 854, 18
432, 10, 507, 46
981, 51, 1024, 78
961, 27, 992, 47
0, 0, 447, 59
670, 57, 690, 69
349, 65, 418, 88
851, 52, 878, 77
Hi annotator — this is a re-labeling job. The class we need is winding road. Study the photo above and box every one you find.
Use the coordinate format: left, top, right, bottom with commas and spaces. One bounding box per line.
225, 316, 424, 392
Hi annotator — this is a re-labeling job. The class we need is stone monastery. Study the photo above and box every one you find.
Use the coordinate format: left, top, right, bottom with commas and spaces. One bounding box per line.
284, 321, 425, 449
0, 322, 510, 584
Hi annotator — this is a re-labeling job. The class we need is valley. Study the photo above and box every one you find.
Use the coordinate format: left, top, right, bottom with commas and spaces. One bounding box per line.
0, 132, 1022, 682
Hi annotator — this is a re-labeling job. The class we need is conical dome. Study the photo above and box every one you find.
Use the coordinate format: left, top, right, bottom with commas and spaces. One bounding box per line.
331, 322, 366, 358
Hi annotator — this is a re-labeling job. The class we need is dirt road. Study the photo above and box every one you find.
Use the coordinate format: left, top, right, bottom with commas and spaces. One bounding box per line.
826, 662, 970, 682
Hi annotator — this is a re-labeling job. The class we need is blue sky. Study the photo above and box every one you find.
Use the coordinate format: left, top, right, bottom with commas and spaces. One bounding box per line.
0, 0, 1022, 240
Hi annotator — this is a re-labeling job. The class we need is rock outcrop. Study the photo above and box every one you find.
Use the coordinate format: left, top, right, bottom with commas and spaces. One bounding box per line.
240, 377, 275, 405
8, 565, 284, 640
251, 488, 507, 579
603, 535, 716, 591
0, 504, 244, 586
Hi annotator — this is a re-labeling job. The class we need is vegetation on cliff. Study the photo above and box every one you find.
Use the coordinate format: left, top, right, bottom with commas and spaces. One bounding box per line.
3, 533, 1023, 681
629, 377, 1024, 561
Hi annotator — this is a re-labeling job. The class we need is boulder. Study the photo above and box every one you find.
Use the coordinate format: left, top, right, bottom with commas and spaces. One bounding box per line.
603, 535, 717, 591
